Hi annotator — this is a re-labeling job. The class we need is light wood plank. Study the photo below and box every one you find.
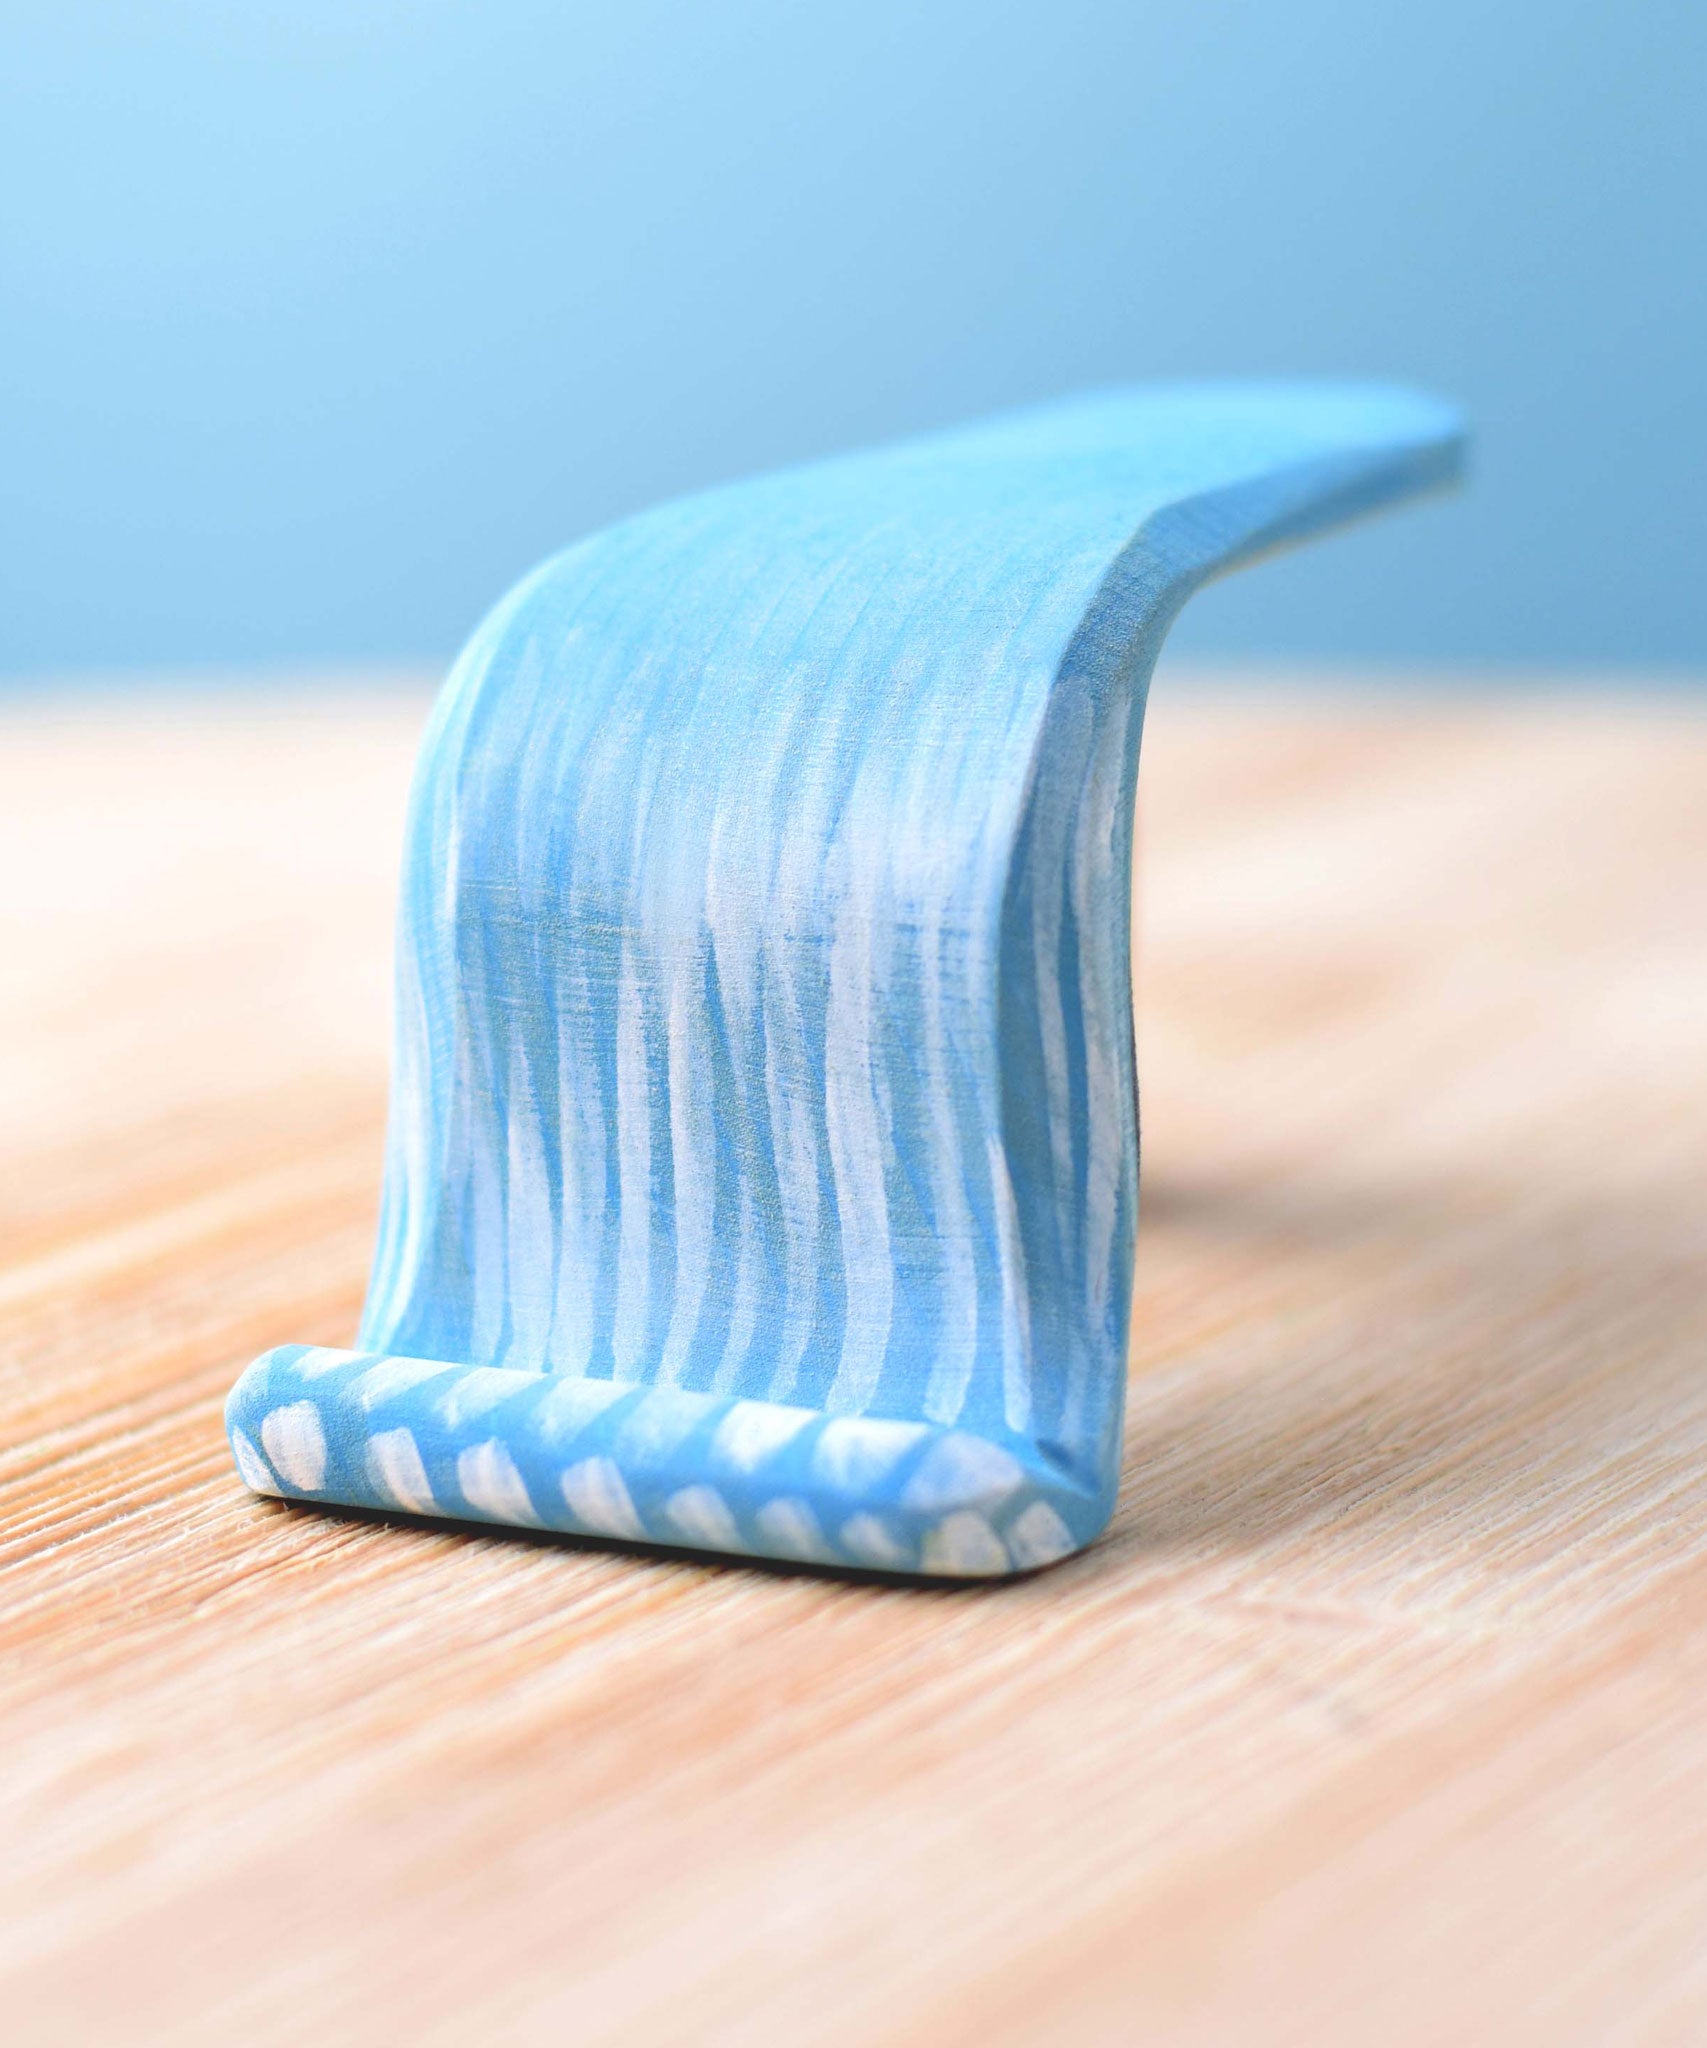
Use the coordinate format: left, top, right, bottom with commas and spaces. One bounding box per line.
3, 675, 1705, 2044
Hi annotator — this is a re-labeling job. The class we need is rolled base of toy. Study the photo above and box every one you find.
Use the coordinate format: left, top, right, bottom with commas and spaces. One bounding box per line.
225, 1345, 1110, 1578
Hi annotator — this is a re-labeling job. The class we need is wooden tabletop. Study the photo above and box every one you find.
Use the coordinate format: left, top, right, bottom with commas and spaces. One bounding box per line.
5, 674, 1706, 2045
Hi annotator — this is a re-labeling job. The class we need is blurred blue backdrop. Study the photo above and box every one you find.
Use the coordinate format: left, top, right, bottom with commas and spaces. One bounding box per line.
3, 1, 1702, 680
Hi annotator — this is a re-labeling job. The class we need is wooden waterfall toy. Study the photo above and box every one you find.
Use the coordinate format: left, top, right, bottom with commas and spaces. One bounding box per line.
226, 383, 1464, 1576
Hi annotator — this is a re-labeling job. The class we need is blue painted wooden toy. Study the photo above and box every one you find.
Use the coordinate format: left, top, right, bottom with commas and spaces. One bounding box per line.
227, 383, 1463, 1575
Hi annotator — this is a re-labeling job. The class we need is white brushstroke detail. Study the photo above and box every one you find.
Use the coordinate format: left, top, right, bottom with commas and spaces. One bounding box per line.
757, 954, 822, 1405
921, 1511, 1010, 1577
436, 1365, 531, 1430
366, 1428, 437, 1514
502, 1031, 554, 1369
709, 1400, 815, 1473
756, 586, 872, 1408
354, 1355, 449, 1410
294, 1347, 365, 1380
657, 951, 718, 1387
1005, 1500, 1077, 1569
464, 1022, 510, 1372
700, 790, 758, 1400
822, 893, 894, 1414
551, 968, 606, 1371
918, 918, 980, 1428
986, 1135, 1033, 1433
457, 1440, 539, 1525
376, 918, 433, 1330
878, 628, 985, 1434
962, 793, 1024, 1434
664, 1484, 742, 1552
561, 1457, 644, 1540
610, 945, 655, 1379
755, 1497, 827, 1559
839, 1513, 912, 1570
615, 1390, 709, 1467
901, 1432, 1026, 1514
701, 813, 766, 1398
230, 1427, 279, 1496
813, 1416, 928, 1494
260, 1403, 326, 1492
535, 1375, 629, 1442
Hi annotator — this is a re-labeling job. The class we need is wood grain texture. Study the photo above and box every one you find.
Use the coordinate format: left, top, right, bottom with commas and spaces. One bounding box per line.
3, 675, 1705, 2045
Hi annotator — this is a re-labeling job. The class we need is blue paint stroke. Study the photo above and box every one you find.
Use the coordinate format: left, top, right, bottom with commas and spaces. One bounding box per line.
228, 383, 1464, 1575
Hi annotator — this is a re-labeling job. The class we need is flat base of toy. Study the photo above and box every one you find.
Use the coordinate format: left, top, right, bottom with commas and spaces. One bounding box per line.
227, 1345, 1100, 1577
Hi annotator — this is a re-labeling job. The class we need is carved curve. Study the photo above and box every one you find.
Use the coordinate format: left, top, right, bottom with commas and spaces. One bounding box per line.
227, 382, 1464, 1576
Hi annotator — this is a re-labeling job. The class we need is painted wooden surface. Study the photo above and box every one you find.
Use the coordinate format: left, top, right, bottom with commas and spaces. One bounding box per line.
3, 676, 1706, 2044
227, 386, 1460, 1574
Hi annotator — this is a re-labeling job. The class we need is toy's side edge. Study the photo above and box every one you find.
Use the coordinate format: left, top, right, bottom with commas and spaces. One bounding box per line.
987, 415, 1468, 1513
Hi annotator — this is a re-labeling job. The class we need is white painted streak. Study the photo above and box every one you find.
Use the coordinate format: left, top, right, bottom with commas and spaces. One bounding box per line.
457, 1439, 539, 1525
702, 794, 766, 1398
813, 1416, 927, 1493
610, 944, 654, 1379
918, 914, 980, 1428
754, 1497, 826, 1559
383, 936, 434, 1321
551, 966, 605, 1372
503, 1030, 554, 1369
561, 1456, 644, 1540
709, 1399, 814, 1472
839, 1512, 912, 1571
464, 1021, 509, 1369
534, 1374, 629, 1442
758, 951, 821, 1404
260, 1402, 326, 1492
1005, 1499, 1077, 1569
986, 1133, 1033, 1433
353, 1355, 448, 1410
230, 1427, 278, 1496
901, 1431, 1025, 1514
293, 1347, 365, 1379
436, 1365, 530, 1431
664, 1484, 743, 1552
822, 893, 894, 1415
656, 952, 717, 1387
921, 1510, 1011, 1577
614, 1389, 710, 1467
366, 1427, 437, 1514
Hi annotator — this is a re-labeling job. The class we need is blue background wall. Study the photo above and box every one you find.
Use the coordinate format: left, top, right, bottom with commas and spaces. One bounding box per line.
3, 1, 1701, 679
